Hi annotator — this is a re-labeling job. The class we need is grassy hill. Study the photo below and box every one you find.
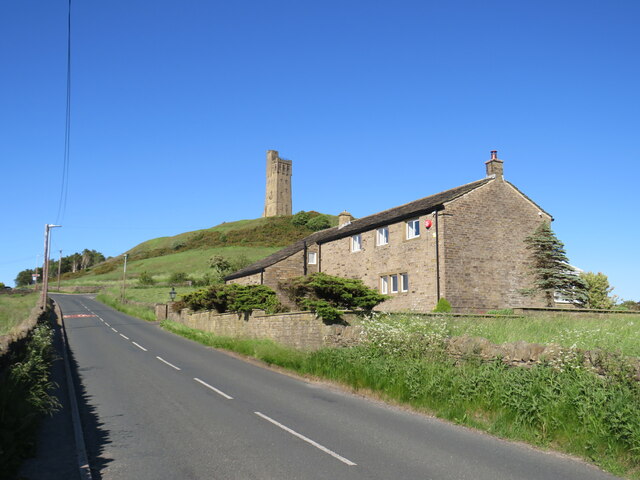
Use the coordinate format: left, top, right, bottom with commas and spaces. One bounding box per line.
61, 213, 338, 288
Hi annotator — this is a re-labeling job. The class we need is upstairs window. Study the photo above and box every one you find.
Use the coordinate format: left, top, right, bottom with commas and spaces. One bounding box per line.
406, 219, 420, 239
376, 227, 389, 246
308, 252, 317, 265
351, 234, 362, 252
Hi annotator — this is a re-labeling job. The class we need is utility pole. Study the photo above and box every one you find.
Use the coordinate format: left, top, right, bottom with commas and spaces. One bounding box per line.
57, 249, 63, 292
121, 253, 129, 303
41, 224, 61, 307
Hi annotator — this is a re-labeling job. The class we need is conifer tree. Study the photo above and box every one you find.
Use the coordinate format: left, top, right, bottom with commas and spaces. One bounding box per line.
523, 222, 587, 307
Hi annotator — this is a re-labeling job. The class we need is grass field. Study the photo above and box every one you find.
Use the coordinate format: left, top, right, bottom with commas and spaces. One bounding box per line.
0, 291, 38, 335
378, 313, 640, 357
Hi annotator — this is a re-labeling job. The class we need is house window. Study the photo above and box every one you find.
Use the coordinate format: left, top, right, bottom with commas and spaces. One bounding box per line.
351, 234, 362, 252
406, 219, 420, 239
380, 276, 388, 294
308, 252, 317, 265
401, 273, 409, 292
390, 274, 398, 293
376, 227, 389, 246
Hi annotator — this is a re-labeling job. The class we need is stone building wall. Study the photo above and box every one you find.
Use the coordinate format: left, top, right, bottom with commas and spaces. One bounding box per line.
319, 214, 440, 312
441, 178, 551, 310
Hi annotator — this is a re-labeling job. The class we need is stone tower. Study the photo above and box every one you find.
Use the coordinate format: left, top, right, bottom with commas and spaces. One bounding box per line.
263, 150, 292, 217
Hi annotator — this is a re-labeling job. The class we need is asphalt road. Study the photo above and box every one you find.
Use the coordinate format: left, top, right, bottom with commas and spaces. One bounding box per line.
53, 294, 619, 480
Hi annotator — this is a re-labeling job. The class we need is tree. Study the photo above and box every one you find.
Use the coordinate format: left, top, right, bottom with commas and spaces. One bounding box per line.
523, 221, 587, 307
580, 272, 614, 309
15, 268, 38, 287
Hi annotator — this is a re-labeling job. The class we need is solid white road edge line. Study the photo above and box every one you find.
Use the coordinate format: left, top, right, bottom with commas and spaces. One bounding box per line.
254, 412, 357, 466
156, 356, 181, 371
132, 342, 148, 352
119, 334, 130, 340
193, 377, 233, 400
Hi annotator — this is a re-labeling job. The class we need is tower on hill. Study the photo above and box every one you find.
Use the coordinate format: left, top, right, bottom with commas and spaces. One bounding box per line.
263, 150, 292, 217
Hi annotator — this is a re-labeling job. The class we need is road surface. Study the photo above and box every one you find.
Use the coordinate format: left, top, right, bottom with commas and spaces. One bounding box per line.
53, 294, 619, 480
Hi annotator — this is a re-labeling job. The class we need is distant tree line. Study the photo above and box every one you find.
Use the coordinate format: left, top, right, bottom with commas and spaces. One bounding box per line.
14, 249, 106, 286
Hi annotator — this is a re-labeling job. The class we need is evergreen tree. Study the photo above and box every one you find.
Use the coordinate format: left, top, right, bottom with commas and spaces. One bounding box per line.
523, 222, 587, 307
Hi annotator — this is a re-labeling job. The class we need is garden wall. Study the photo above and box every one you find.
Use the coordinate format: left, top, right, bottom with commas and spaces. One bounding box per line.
167, 308, 361, 351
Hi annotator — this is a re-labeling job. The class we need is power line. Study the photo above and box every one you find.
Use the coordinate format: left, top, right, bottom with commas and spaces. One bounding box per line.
56, 0, 72, 224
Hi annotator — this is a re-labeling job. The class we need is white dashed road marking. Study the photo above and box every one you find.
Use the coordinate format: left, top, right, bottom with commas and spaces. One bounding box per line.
193, 378, 233, 400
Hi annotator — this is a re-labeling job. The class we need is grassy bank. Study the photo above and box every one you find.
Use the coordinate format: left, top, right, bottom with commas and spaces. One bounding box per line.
383, 313, 640, 357
0, 291, 39, 335
95, 292, 157, 322
0, 322, 59, 478
161, 318, 640, 479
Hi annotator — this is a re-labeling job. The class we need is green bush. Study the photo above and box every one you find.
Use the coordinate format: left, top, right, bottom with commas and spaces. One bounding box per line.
281, 273, 388, 321
433, 297, 452, 313
291, 211, 312, 227
178, 284, 283, 314
137, 271, 156, 286
168, 272, 190, 284
306, 215, 331, 231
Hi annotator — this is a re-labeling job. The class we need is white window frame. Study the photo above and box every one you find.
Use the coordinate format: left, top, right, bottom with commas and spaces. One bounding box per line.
401, 273, 409, 292
390, 274, 399, 293
406, 219, 420, 239
351, 234, 362, 252
308, 252, 317, 265
376, 226, 389, 246
380, 276, 388, 294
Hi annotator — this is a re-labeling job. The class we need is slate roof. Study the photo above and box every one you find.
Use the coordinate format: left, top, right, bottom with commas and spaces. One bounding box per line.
225, 177, 495, 281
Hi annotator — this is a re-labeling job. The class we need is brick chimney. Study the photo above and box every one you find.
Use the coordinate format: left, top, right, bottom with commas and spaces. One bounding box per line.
485, 150, 504, 178
338, 211, 353, 228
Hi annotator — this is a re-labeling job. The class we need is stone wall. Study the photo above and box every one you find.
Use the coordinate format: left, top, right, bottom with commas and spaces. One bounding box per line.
169, 308, 361, 351
319, 214, 439, 312
442, 178, 550, 311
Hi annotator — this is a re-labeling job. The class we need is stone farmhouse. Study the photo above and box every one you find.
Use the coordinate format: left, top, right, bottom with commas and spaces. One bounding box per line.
226, 151, 553, 312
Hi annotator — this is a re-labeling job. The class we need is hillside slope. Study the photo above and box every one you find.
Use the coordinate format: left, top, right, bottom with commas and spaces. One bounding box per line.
62, 213, 338, 285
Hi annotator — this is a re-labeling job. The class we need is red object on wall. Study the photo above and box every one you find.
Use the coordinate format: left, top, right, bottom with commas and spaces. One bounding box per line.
425, 219, 433, 229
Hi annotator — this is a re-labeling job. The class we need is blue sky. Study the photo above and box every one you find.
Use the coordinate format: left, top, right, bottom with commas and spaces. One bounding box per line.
1, 0, 638, 300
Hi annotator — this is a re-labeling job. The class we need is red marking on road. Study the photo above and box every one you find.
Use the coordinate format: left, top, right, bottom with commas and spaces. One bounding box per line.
64, 314, 98, 318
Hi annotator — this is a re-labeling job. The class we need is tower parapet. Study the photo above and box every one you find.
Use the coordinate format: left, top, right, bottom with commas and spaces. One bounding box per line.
263, 150, 292, 217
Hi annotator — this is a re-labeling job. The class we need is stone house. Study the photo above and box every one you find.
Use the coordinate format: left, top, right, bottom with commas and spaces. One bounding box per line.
226, 152, 553, 312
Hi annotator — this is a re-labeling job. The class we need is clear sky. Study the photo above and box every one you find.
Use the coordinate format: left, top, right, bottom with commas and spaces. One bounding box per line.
1, 0, 638, 301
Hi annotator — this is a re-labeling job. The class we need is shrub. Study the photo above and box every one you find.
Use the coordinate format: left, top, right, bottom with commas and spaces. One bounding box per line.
306, 215, 331, 231
168, 272, 190, 284
433, 297, 452, 313
281, 273, 388, 321
178, 284, 282, 314
291, 211, 312, 227
138, 271, 156, 286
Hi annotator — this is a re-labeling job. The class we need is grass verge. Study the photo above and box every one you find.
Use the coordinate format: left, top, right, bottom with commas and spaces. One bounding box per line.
0, 291, 39, 335
0, 321, 59, 478
96, 293, 157, 322
161, 319, 640, 479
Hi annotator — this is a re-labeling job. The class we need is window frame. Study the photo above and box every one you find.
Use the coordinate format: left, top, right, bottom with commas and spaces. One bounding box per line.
400, 273, 409, 292
390, 274, 399, 293
380, 275, 389, 294
406, 218, 420, 239
376, 226, 389, 246
308, 252, 317, 265
351, 234, 362, 252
